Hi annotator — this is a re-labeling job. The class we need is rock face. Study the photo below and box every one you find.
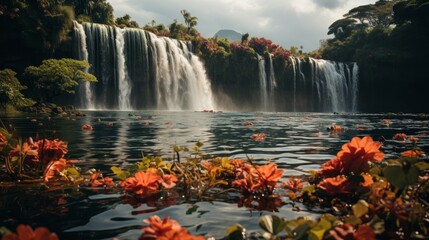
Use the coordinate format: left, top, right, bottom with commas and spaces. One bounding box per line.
24, 103, 85, 116
214, 29, 242, 42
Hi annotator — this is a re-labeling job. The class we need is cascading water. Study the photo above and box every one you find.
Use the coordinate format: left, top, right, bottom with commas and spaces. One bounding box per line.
74, 21, 358, 112
73, 21, 94, 109
290, 57, 359, 112
73, 21, 214, 110
257, 54, 268, 110
115, 27, 131, 110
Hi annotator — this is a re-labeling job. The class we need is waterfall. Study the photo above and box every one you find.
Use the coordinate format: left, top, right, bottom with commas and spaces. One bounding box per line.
73, 21, 94, 109
291, 58, 358, 112
73, 21, 214, 111
257, 54, 268, 110
115, 27, 131, 110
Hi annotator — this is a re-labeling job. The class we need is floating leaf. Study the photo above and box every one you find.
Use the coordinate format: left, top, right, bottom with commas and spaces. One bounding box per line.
415, 161, 429, 171
293, 223, 312, 240
226, 224, 246, 240
259, 215, 287, 236
352, 200, 369, 218
186, 204, 199, 215
111, 166, 129, 181
67, 167, 80, 176
383, 162, 419, 189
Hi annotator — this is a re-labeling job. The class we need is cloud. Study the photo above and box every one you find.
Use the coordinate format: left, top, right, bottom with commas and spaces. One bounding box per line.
107, 0, 375, 50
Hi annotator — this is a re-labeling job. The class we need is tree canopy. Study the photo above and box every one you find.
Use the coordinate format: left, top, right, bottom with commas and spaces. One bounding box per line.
24, 58, 97, 102
0, 69, 35, 110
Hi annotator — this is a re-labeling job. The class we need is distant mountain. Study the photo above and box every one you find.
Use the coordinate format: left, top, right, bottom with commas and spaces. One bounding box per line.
214, 29, 242, 42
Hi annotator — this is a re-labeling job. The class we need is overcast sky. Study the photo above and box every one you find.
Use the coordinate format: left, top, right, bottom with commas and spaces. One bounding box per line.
107, 0, 375, 51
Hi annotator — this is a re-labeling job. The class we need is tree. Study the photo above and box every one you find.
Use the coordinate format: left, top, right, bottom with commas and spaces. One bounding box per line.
24, 58, 97, 102
115, 14, 139, 28
180, 9, 198, 33
241, 33, 249, 44
0, 69, 35, 110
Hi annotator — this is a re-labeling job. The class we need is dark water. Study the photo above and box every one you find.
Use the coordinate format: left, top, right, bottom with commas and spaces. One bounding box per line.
1, 111, 429, 239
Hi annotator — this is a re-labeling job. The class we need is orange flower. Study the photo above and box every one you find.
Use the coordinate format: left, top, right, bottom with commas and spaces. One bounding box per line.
122, 171, 161, 195
319, 157, 344, 178
360, 174, 374, 187
318, 176, 350, 195
392, 133, 406, 141
43, 159, 67, 182
243, 121, 253, 126
160, 174, 178, 189
36, 139, 68, 165
408, 136, 419, 142
82, 124, 93, 130
282, 177, 307, 192
250, 133, 266, 142
328, 124, 342, 133
140, 216, 204, 240
90, 171, 115, 187
9, 142, 39, 165
2, 224, 59, 240
401, 149, 424, 157
336, 136, 384, 174
255, 163, 284, 188
354, 225, 376, 240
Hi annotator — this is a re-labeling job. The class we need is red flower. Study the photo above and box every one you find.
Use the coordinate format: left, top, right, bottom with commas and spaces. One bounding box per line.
282, 177, 307, 192
2, 224, 59, 240
336, 136, 384, 174
82, 124, 93, 130
90, 171, 115, 187
160, 174, 178, 189
122, 171, 161, 195
35, 139, 68, 165
255, 163, 284, 188
319, 157, 344, 177
140, 216, 204, 240
250, 133, 266, 142
392, 133, 406, 141
408, 136, 419, 142
43, 158, 67, 182
318, 176, 350, 195
9, 142, 39, 165
243, 121, 253, 126
401, 149, 424, 157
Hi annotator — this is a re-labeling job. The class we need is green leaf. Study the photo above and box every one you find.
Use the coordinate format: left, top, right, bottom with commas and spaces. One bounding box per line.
383, 165, 406, 189
352, 200, 369, 218
226, 224, 246, 240
259, 215, 287, 236
415, 161, 429, 171
186, 204, 199, 215
67, 167, 80, 176
293, 223, 312, 240
405, 165, 419, 185
111, 166, 129, 181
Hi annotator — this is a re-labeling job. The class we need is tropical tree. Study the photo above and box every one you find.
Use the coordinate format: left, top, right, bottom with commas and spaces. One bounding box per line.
180, 9, 198, 33
0, 69, 35, 110
115, 14, 139, 28
24, 58, 97, 102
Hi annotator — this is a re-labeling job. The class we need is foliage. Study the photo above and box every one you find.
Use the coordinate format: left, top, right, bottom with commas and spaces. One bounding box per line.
23, 58, 96, 102
63, 0, 114, 25
0, 69, 34, 110
0, 0, 75, 69
248, 37, 279, 55
115, 14, 139, 28
180, 9, 198, 33
0, 126, 82, 183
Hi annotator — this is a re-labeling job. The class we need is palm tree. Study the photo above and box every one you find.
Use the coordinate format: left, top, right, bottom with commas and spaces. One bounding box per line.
180, 9, 198, 33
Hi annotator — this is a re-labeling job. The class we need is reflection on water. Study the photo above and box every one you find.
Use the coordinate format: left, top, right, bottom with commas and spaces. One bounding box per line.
1, 111, 429, 239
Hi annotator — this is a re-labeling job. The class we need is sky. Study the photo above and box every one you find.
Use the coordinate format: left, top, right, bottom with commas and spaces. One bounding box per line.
107, 0, 375, 51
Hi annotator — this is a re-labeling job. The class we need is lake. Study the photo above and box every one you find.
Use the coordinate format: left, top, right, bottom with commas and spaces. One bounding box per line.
1, 111, 428, 239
